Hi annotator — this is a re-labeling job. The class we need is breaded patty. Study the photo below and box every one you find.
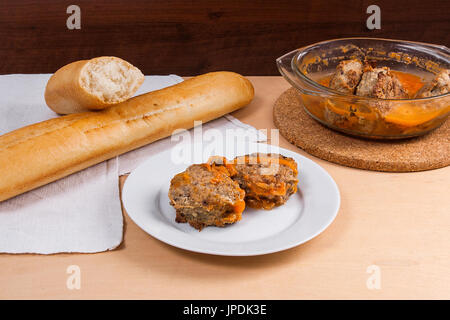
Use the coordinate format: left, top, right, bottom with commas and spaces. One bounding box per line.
329, 59, 364, 94
169, 163, 245, 231
211, 153, 299, 210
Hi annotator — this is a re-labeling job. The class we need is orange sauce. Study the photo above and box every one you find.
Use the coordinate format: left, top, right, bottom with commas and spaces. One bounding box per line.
231, 199, 246, 215
390, 71, 424, 97
318, 75, 331, 88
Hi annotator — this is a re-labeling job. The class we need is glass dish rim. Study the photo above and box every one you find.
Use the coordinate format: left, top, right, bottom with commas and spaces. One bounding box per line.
283, 37, 450, 102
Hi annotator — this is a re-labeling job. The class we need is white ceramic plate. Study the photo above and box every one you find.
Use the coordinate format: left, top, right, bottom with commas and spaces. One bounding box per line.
122, 143, 340, 256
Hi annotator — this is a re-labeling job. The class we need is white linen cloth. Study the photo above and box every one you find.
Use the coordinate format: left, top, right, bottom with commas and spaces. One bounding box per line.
0, 74, 265, 254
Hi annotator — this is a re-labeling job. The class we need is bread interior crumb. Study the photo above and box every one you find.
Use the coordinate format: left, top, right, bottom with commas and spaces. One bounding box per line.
80, 57, 144, 104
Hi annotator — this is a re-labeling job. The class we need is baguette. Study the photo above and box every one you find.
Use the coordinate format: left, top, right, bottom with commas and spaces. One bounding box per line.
0, 71, 254, 202
45, 56, 144, 114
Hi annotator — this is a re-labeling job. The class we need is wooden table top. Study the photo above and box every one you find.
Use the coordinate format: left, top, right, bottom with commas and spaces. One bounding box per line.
0, 77, 449, 299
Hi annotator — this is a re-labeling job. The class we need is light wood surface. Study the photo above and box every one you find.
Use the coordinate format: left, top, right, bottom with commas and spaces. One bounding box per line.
0, 77, 449, 299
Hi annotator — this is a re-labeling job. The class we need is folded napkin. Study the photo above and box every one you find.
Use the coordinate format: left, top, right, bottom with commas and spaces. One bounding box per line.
0, 74, 182, 254
118, 115, 267, 175
0, 74, 265, 254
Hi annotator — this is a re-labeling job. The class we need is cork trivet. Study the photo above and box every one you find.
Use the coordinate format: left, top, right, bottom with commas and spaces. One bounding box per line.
273, 88, 450, 172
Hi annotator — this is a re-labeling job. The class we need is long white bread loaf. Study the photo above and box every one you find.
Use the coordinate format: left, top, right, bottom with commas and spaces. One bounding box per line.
0, 71, 254, 202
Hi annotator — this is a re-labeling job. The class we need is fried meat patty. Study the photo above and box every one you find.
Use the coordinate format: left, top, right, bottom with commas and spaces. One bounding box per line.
169, 163, 245, 231
211, 153, 299, 210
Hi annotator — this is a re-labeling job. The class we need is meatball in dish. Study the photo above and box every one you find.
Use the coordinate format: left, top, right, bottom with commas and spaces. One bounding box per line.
211, 153, 299, 210
355, 65, 408, 99
329, 59, 364, 94
169, 163, 245, 231
416, 69, 450, 98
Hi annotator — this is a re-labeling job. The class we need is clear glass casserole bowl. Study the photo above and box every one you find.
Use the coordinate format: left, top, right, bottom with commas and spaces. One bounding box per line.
276, 38, 450, 139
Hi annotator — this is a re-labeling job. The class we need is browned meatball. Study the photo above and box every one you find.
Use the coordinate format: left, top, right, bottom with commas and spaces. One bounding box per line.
416, 69, 450, 98
356, 66, 408, 99
169, 163, 245, 231
329, 59, 364, 94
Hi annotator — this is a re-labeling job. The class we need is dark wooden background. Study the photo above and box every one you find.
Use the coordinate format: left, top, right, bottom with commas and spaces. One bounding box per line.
0, 0, 448, 75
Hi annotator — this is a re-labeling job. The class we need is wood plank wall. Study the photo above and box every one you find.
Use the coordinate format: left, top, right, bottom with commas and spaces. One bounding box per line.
0, 0, 448, 75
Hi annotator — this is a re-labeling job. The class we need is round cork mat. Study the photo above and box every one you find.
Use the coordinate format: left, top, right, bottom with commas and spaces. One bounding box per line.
273, 88, 450, 172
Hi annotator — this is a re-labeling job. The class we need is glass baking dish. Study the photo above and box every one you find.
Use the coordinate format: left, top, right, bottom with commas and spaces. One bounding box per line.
276, 38, 450, 139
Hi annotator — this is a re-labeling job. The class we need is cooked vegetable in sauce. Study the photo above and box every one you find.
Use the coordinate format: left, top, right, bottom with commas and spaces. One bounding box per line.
307, 60, 450, 137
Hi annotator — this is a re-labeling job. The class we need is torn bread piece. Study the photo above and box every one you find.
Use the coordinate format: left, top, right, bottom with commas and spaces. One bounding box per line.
45, 56, 144, 114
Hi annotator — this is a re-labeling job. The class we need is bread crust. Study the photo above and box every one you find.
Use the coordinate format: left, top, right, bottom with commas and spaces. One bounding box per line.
0, 71, 254, 202
44, 57, 144, 114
